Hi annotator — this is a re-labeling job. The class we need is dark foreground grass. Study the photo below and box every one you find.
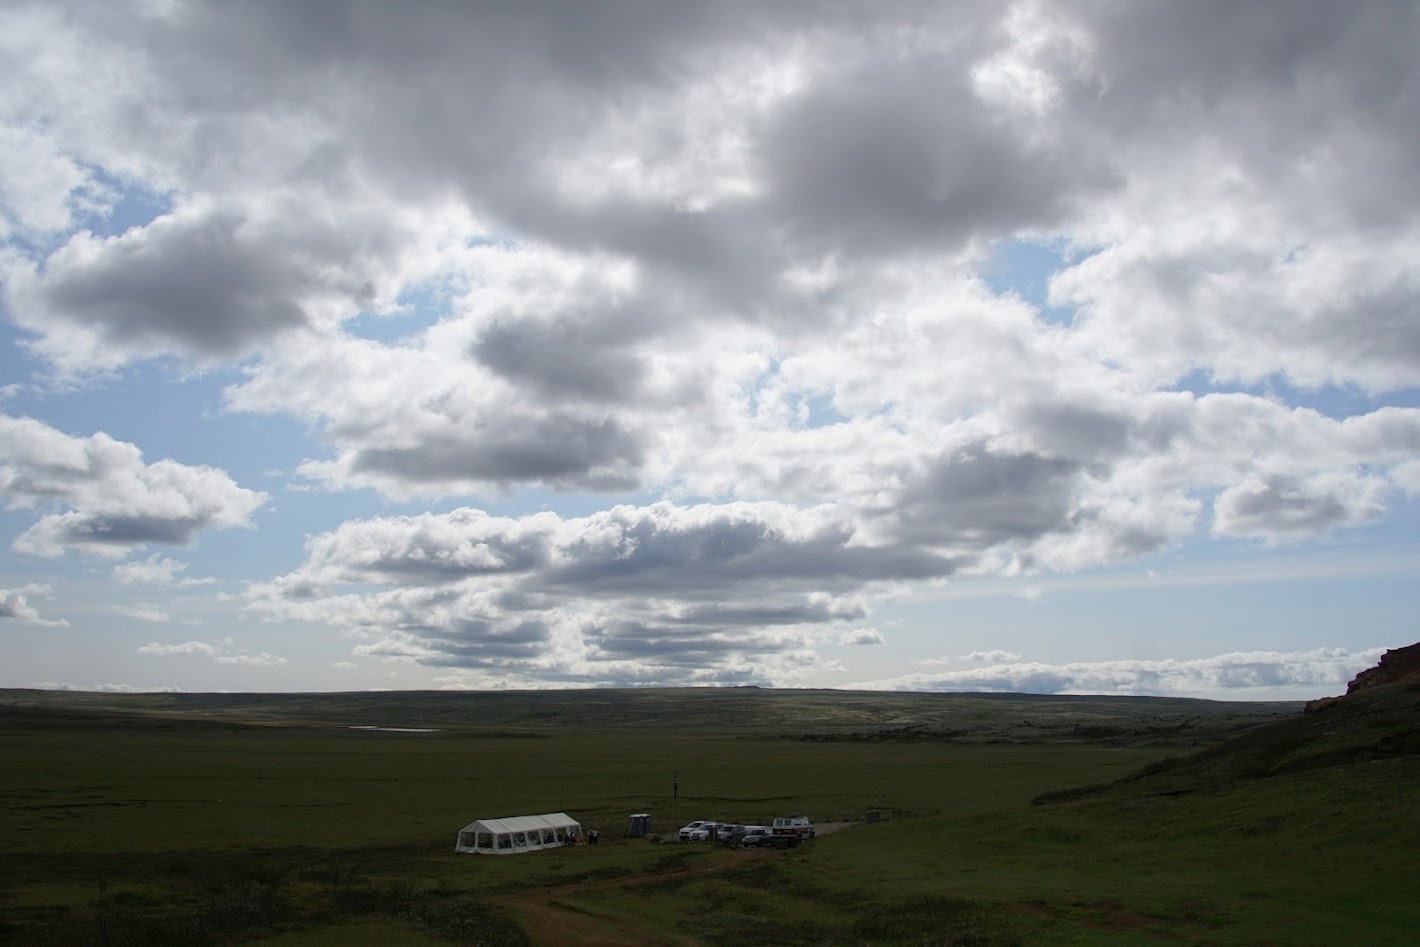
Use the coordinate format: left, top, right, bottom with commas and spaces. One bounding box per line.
0, 719, 1161, 943
566, 751, 1419, 945
4, 701, 1413, 945
0, 723, 1161, 855
793, 754, 1420, 944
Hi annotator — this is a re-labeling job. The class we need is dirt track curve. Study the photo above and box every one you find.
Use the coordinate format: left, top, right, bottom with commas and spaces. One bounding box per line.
495, 823, 851, 946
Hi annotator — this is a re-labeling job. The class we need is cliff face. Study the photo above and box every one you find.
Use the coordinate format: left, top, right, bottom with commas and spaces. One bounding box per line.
1346, 642, 1420, 693
1306, 641, 1420, 713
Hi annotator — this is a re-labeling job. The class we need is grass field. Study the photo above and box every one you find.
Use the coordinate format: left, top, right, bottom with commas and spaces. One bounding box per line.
0, 687, 1413, 945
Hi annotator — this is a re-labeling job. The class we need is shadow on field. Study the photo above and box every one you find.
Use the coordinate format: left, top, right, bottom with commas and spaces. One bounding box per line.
0, 850, 530, 946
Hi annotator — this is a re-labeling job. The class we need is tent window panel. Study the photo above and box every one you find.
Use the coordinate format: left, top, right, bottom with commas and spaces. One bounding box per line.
498, 834, 511, 850
513, 832, 526, 847
459, 832, 476, 848
477, 832, 493, 849
542, 830, 556, 844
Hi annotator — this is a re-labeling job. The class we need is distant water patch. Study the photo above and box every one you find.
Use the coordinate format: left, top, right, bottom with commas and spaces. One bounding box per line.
348, 726, 443, 733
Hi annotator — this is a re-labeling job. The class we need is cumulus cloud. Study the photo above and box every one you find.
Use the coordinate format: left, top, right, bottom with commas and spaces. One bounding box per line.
113, 555, 213, 587
138, 638, 285, 666
962, 650, 1024, 664
841, 628, 885, 646
214, 652, 286, 667
32, 682, 183, 693
0, 583, 67, 627
113, 604, 171, 623
858, 647, 1386, 698
248, 502, 930, 684
0, 415, 267, 558
919, 649, 1024, 667
1212, 472, 1390, 542
138, 640, 218, 657
4, 2, 1420, 687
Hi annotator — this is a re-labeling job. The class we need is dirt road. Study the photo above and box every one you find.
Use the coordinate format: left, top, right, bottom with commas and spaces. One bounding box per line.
495, 823, 854, 945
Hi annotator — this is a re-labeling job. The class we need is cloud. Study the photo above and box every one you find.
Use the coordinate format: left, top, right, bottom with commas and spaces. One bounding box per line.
755, 45, 1116, 257
962, 650, 1023, 664
0, 415, 267, 558
31, 682, 183, 694
113, 604, 171, 623
4, 2, 1420, 688
841, 628, 885, 646
214, 652, 287, 667
0, 583, 68, 627
137, 640, 218, 657
112, 555, 213, 587
138, 638, 285, 667
919, 649, 1023, 667
857, 647, 1387, 698
1212, 472, 1389, 541
247, 501, 936, 684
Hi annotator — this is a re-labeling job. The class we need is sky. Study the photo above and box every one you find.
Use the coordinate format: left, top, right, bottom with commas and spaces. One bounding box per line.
2, 1, 1418, 700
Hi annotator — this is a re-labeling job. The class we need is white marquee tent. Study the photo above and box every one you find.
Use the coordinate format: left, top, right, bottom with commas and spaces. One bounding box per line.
454, 812, 581, 854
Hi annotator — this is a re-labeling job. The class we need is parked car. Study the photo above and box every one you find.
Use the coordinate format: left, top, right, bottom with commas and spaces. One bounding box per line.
686, 821, 721, 841
678, 820, 713, 841
715, 823, 746, 843
738, 826, 774, 847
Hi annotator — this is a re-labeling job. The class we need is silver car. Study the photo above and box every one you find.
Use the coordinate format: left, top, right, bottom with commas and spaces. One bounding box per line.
678, 820, 712, 841
715, 823, 746, 843
737, 826, 774, 847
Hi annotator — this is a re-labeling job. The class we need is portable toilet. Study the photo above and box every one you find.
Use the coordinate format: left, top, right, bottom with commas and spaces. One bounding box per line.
629, 813, 651, 837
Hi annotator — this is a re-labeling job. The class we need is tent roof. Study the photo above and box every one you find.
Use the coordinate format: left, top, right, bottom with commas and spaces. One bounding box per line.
460, 812, 579, 835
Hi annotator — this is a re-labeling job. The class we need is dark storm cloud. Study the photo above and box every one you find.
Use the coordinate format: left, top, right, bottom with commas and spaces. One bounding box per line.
14, 207, 402, 362
1076, 0, 1420, 211
585, 619, 794, 663
251, 501, 955, 678
351, 416, 645, 491
414, 619, 552, 666
472, 316, 647, 403
1301, 279, 1420, 385
668, 600, 866, 627
758, 59, 1115, 255
26, 513, 207, 547
539, 507, 958, 597
1213, 473, 1386, 539
886, 447, 1083, 549
281, 503, 961, 602
41, 213, 301, 354
1016, 403, 1133, 459
10, 1, 1420, 688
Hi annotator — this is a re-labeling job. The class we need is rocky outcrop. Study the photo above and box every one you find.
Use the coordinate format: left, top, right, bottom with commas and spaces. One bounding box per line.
1306, 642, 1420, 713
1347, 642, 1420, 693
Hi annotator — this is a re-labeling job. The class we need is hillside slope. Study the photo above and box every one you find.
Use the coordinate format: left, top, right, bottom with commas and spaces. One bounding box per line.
0, 685, 1300, 744
1039, 642, 1420, 802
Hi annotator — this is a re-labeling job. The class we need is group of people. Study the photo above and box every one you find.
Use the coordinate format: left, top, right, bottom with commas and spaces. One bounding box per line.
586, 828, 600, 844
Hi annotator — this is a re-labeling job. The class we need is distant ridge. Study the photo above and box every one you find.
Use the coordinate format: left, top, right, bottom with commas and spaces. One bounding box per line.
0, 685, 1300, 742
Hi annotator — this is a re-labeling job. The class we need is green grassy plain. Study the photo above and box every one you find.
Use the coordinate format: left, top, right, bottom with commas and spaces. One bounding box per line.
1, 687, 1412, 944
